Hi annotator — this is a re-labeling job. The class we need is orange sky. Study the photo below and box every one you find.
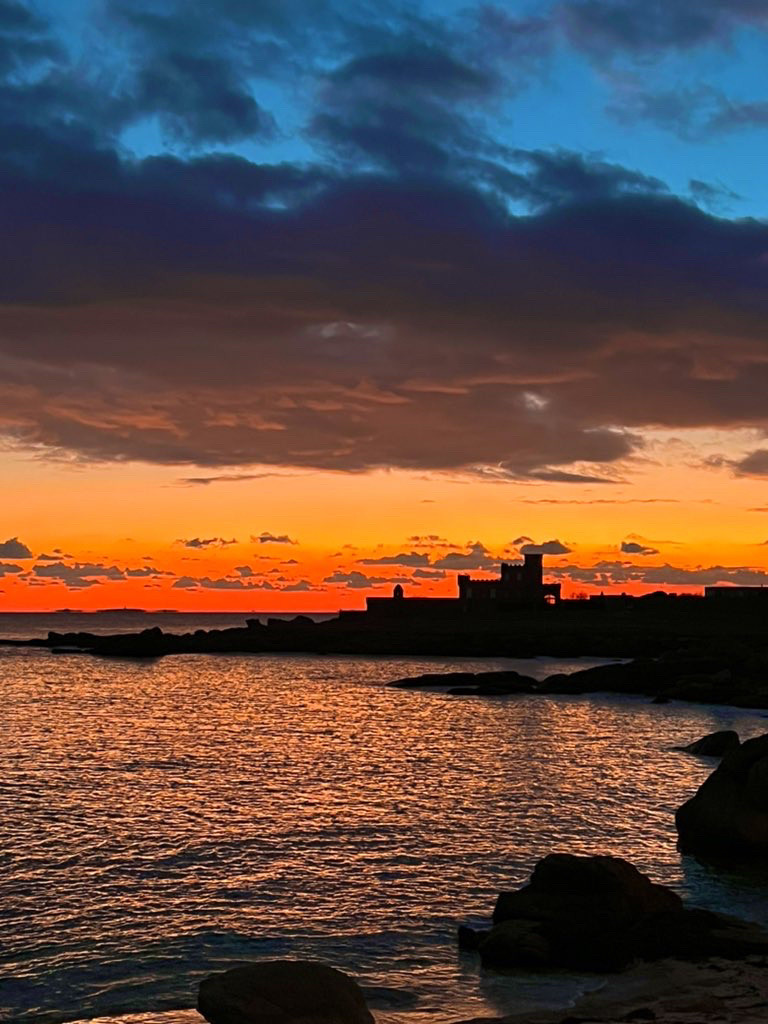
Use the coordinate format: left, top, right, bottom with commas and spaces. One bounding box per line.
3, 426, 768, 611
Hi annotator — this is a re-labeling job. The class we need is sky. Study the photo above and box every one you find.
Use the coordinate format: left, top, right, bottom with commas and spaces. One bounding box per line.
2, 0, 768, 610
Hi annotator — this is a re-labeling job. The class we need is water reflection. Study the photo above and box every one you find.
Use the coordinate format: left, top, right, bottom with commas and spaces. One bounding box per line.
2, 650, 768, 1023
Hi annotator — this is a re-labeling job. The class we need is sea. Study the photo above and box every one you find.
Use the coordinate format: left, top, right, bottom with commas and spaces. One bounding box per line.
3, 611, 768, 1024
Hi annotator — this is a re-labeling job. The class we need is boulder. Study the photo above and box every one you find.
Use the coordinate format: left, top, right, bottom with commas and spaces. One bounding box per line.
676, 733, 768, 857
676, 730, 740, 757
465, 853, 768, 972
485, 854, 682, 971
198, 961, 374, 1024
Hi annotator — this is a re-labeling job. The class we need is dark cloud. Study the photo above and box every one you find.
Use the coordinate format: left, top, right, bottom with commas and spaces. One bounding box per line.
549, 560, 768, 587
0, 3, 766, 484
609, 84, 768, 142
520, 539, 572, 555
323, 570, 400, 588
177, 472, 291, 485
178, 537, 238, 548
0, 536, 32, 558
253, 532, 298, 545
0, 561, 23, 576
131, 51, 275, 146
0, 0, 60, 76
28, 561, 127, 588
512, 535, 534, 545
171, 574, 275, 590
407, 534, 449, 546
5, 149, 764, 477
733, 450, 768, 476
559, 0, 768, 59
358, 551, 431, 566
280, 579, 316, 591
412, 567, 447, 579
432, 542, 497, 570
620, 540, 659, 555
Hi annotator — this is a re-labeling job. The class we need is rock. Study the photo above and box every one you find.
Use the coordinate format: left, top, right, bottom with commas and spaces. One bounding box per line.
387, 672, 478, 689
539, 659, 666, 697
388, 670, 537, 692
484, 854, 682, 971
198, 960, 374, 1024
676, 733, 768, 857
457, 924, 489, 950
466, 853, 768, 973
631, 907, 768, 961
676, 730, 740, 757
478, 919, 553, 969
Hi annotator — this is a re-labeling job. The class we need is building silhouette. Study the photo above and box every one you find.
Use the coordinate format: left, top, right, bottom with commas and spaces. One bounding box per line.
458, 553, 560, 605
361, 552, 560, 619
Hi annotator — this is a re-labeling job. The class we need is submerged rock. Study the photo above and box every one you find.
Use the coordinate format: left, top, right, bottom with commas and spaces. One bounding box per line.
198, 960, 374, 1024
676, 729, 740, 757
463, 853, 768, 972
676, 732, 768, 858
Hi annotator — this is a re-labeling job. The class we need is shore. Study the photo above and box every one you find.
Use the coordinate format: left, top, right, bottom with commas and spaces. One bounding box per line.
6, 609, 768, 707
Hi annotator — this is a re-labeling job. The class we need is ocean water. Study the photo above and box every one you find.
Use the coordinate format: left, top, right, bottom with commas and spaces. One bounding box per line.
3, 634, 768, 1024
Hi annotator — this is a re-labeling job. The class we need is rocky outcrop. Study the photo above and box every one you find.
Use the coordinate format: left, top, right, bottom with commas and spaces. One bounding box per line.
388, 670, 538, 693
676, 733, 768, 858
198, 960, 374, 1024
676, 729, 740, 757
460, 853, 768, 972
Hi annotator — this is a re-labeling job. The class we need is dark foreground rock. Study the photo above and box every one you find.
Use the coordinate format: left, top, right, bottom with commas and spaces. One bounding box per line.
676, 732, 768, 858
676, 729, 740, 757
198, 960, 374, 1024
460, 853, 768, 972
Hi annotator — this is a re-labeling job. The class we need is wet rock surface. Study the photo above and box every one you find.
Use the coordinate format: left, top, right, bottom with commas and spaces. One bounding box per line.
676, 733, 768, 858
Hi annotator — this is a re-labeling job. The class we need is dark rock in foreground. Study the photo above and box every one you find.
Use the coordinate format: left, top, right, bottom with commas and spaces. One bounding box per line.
198, 960, 374, 1024
676, 733, 768, 858
461, 853, 768, 972
676, 729, 740, 757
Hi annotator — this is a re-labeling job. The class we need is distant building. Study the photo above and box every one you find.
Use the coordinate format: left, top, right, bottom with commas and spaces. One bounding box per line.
458, 553, 560, 606
705, 586, 768, 600
361, 552, 560, 618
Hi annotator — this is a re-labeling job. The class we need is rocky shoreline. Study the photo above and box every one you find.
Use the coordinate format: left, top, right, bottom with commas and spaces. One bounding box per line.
5, 616, 768, 709
388, 645, 768, 708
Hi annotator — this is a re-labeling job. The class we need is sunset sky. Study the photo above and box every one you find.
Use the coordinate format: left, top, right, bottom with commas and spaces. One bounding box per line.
3, 0, 768, 610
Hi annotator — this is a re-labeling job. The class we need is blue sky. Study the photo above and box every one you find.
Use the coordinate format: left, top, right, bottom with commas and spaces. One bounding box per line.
29, 0, 768, 216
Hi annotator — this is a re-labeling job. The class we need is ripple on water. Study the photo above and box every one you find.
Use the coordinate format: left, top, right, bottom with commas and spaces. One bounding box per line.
2, 650, 768, 1024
